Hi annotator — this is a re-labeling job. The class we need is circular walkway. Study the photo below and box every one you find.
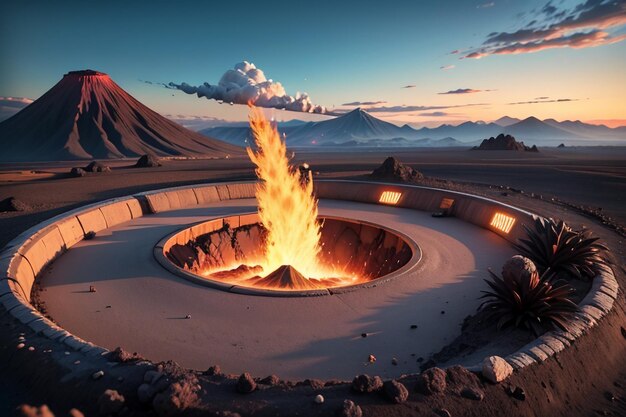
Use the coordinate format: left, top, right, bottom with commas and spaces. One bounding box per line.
40, 199, 514, 380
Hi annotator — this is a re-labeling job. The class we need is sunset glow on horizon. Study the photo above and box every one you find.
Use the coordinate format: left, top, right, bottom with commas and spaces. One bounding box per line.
0, 0, 624, 127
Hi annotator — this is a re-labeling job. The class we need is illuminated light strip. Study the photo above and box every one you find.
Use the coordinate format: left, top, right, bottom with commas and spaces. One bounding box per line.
490, 212, 516, 233
379, 191, 402, 205
440, 198, 455, 210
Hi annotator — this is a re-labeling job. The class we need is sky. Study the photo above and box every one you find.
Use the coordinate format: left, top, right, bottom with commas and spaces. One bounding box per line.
1, 0, 625, 127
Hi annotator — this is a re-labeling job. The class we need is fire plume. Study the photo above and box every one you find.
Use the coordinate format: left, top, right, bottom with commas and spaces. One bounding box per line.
246, 106, 322, 278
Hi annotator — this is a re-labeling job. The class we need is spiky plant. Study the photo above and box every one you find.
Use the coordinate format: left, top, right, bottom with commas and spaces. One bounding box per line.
480, 267, 577, 335
514, 217, 609, 280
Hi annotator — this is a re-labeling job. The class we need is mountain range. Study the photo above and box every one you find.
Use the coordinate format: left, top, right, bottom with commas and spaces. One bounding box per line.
0, 70, 241, 161
200, 108, 626, 148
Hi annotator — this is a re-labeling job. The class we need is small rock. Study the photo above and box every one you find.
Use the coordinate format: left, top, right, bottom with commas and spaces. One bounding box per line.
434, 408, 452, 417
482, 356, 513, 383
104, 346, 143, 363
410, 324, 418, 329
460, 387, 484, 401
361, 333, 367, 338
314, 394, 324, 404
368, 354, 376, 363
70, 167, 87, 177
17, 343, 25, 349
416, 367, 447, 395
441, 310, 445, 314
417, 357, 424, 363
17, 404, 55, 417
204, 365, 222, 376
92, 370, 105, 380
18, 336, 25, 341
337, 399, 363, 417
28, 346, 35, 351
185, 314, 191, 319
138, 383, 156, 403
105, 305, 111, 308
98, 389, 125, 415
74, 360, 81, 365
513, 386, 526, 401
303, 378, 325, 390
383, 380, 409, 403
152, 375, 200, 415
0, 197, 30, 212
84, 231, 97, 240
259, 374, 279, 385
89, 285, 96, 293
85, 161, 111, 173
69, 409, 85, 417
237, 372, 256, 393
352, 374, 383, 393
391, 357, 398, 366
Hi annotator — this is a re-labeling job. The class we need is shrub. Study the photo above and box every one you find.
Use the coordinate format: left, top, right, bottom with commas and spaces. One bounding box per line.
480, 259, 577, 335
514, 217, 608, 280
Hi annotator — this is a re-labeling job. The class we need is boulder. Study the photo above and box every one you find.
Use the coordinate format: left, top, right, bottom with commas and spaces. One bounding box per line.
472, 134, 538, 152
259, 374, 280, 385
501, 256, 537, 285
351, 374, 383, 393
85, 161, 111, 172
236, 372, 257, 393
336, 399, 363, 417
0, 197, 30, 212
383, 380, 409, 403
481, 356, 513, 383
135, 154, 161, 168
97, 389, 125, 415
415, 367, 446, 395
370, 157, 423, 183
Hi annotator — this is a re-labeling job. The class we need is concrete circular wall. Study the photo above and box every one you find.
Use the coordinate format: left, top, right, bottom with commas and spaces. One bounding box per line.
0, 180, 618, 381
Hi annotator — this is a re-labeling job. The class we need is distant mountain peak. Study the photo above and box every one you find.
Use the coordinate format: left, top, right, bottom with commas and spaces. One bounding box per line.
0, 69, 241, 161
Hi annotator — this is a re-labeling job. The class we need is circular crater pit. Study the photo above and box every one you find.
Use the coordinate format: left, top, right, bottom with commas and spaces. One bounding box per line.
157, 215, 420, 295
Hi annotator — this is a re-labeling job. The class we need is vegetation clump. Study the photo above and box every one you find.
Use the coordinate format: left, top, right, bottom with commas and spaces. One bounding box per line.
480, 256, 577, 335
514, 217, 609, 280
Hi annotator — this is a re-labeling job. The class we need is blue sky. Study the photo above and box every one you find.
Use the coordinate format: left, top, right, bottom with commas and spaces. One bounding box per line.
1, 0, 625, 126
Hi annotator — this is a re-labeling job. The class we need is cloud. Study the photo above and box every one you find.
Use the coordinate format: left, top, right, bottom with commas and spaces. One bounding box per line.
402, 85, 416, 89
167, 61, 328, 114
440, 65, 455, 70
535, 96, 550, 100
419, 111, 450, 117
365, 103, 488, 113
463, 0, 626, 58
477, 2, 495, 9
341, 100, 387, 106
507, 98, 579, 105
0, 96, 33, 121
438, 88, 493, 94
449, 49, 460, 54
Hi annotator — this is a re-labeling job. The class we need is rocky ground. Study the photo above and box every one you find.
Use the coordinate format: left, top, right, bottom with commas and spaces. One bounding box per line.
1, 150, 625, 416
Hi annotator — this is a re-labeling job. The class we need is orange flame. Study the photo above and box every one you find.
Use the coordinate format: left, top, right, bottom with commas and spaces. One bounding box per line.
246, 106, 323, 277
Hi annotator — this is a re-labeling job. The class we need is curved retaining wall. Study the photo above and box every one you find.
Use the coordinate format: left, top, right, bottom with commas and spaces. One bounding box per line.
0, 180, 619, 377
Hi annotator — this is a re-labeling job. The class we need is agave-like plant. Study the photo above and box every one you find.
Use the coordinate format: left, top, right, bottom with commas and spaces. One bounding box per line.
514, 217, 609, 280
480, 267, 577, 335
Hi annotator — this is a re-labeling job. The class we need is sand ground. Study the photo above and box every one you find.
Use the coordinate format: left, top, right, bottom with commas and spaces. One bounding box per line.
0, 147, 625, 415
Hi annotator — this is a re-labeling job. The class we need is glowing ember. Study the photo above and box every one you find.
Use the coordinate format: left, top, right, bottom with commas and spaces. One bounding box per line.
246, 106, 323, 278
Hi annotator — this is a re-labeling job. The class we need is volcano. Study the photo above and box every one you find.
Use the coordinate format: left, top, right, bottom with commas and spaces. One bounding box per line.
0, 70, 242, 161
